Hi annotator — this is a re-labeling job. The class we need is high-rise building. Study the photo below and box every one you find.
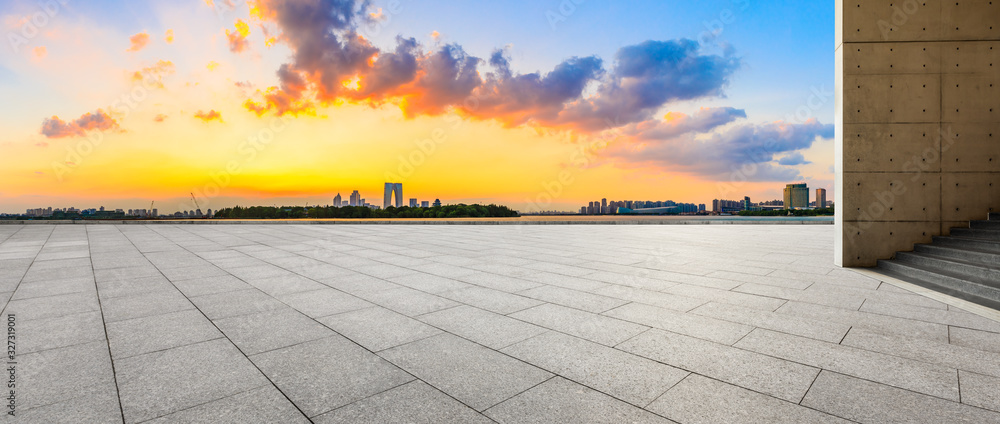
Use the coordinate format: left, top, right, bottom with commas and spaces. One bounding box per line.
712, 199, 719, 212
816, 188, 827, 209
409, 198, 418, 208
421, 201, 429, 208
350, 190, 361, 206
698, 204, 706, 212
601, 198, 607, 214
783, 183, 809, 209
743, 196, 751, 211
383, 182, 403, 208
333, 193, 342, 207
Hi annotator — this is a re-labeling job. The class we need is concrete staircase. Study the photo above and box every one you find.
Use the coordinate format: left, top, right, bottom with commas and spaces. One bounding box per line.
877, 213, 1000, 310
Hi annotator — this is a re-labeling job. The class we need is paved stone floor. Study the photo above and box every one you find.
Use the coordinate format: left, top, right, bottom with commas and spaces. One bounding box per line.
1, 224, 999, 423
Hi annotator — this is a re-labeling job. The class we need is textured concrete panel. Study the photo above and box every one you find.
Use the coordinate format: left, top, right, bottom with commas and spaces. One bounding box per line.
837, 1, 1000, 266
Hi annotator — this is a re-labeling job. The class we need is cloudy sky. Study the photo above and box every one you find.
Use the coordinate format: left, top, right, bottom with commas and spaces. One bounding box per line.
0, 0, 834, 213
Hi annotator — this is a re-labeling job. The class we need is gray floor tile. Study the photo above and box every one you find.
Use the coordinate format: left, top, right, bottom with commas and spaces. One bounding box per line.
145, 385, 310, 424
244, 274, 328, 296
15, 389, 122, 424
959, 371, 1000, 413
387, 273, 471, 294
276, 288, 373, 318
4, 291, 100, 321
190, 288, 286, 319
379, 333, 552, 411
319, 306, 442, 351
419, 305, 548, 349
313, 380, 492, 424
101, 289, 194, 322
107, 309, 222, 359
801, 371, 998, 423
250, 335, 414, 417
19, 310, 106, 354
484, 377, 671, 424
116, 338, 269, 423
18, 340, 117, 411
647, 374, 849, 423
455, 271, 542, 292
735, 328, 960, 401
437, 285, 544, 314
604, 302, 752, 345
950, 326, 1000, 355
591, 284, 705, 312
517, 285, 627, 313
618, 328, 819, 403
690, 301, 851, 343
170, 274, 251, 297
215, 308, 334, 355
502, 331, 688, 406
355, 286, 459, 316
775, 300, 949, 343
509, 303, 649, 346
843, 327, 1000, 378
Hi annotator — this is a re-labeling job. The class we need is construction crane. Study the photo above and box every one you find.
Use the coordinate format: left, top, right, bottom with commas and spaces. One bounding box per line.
149, 201, 154, 218
190, 193, 201, 217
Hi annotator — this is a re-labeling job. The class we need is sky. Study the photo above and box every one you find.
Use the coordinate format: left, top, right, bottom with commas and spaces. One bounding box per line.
0, 0, 835, 214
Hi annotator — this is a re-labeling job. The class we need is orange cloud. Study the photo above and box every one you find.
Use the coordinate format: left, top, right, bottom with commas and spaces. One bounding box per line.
153, 114, 167, 122
194, 109, 223, 123
225, 19, 250, 53
40, 109, 119, 138
130, 60, 175, 89
33, 46, 46, 59
164, 29, 174, 43
127, 32, 150, 52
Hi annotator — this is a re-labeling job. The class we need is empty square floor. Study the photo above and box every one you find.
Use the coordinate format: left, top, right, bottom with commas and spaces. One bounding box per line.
1, 224, 999, 423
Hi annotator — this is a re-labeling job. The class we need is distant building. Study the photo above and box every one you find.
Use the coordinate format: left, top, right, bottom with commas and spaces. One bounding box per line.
743, 196, 751, 211
350, 190, 361, 206
816, 188, 827, 209
383, 182, 403, 209
698, 204, 706, 212
333, 193, 342, 207
784, 183, 809, 209
409, 198, 418, 208
433, 199, 441, 207
601, 198, 607, 214
421, 201, 429, 208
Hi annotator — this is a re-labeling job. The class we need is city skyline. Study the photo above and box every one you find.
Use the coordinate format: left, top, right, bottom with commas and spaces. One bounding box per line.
0, 1, 834, 212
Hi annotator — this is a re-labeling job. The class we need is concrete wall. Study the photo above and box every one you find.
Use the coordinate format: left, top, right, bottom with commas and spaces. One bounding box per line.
836, 0, 1000, 266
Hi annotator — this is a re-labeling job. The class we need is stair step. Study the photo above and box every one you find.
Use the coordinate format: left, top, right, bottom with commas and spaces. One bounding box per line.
878, 260, 1000, 308
950, 228, 1000, 242
894, 252, 1000, 285
913, 244, 1000, 267
970, 220, 1000, 230
932, 236, 1000, 254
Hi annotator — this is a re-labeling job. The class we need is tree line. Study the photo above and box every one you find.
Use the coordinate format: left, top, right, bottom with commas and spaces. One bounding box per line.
213, 204, 520, 219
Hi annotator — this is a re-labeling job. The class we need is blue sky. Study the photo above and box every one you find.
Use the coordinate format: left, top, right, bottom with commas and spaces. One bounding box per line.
0, 0, 836, 212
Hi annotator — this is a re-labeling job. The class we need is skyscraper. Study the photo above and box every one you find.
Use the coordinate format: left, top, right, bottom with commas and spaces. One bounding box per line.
409, 198, 417, 207
601, 198, 607, 214
350, 190, 360, 206
743, 196, 751, 211
421, 201, 429, 208
816, 188, 827, 209
333, 193, 342, 207
383, 182, 403, 209
783, 183, 809, 209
